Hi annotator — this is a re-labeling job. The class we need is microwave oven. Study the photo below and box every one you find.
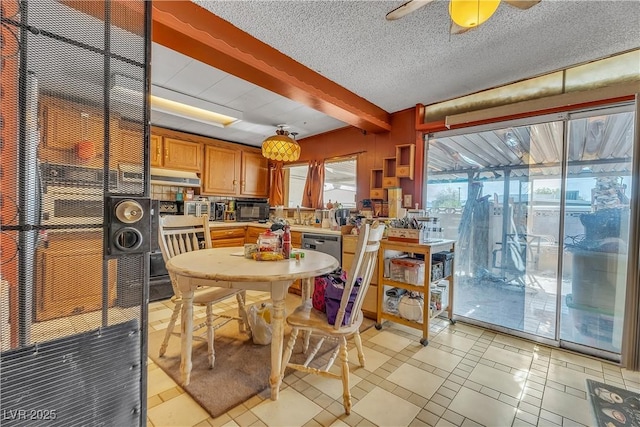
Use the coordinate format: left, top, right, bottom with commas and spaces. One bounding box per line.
235, 198, 269, 222
184, 200, 209, 217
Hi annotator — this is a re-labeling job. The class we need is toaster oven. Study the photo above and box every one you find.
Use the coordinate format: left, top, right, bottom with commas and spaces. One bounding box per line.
183, 200, 209, 217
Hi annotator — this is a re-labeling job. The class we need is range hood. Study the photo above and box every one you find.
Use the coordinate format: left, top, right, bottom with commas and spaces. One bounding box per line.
150, 167, 201, 187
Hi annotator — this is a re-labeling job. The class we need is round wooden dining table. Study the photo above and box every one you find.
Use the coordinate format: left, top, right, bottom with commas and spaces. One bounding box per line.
165, 247, 339, 400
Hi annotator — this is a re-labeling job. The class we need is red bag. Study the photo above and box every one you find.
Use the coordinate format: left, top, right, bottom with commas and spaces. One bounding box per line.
312, 276, 329, 312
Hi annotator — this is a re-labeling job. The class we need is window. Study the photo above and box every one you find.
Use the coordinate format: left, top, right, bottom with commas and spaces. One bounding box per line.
286, 164, 308, 208
324, 158, 357, 208
285, 157, 357, 208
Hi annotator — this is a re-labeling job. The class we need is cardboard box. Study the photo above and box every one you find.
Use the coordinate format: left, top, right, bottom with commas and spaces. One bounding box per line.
387, 228, 420, 243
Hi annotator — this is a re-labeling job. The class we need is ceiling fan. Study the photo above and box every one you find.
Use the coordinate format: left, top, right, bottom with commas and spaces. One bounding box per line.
386, 0, 541, 33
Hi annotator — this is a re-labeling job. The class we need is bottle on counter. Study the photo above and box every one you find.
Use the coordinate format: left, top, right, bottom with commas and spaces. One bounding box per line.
282, 225, 291, 259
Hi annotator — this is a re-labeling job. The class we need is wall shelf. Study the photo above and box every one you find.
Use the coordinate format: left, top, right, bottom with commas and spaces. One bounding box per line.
382, 157, 399, 188
370, 168, 385, 199
395, 144, 415, 180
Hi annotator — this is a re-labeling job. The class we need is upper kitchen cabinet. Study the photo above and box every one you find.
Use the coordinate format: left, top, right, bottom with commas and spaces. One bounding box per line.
241, 151, 269, 197
202, 143, 269, 198
150, 134, 163, 167
119, 123, 145, 166
154, 137, 202, 172
202, 144, 240, 195
39, 95, 120, 168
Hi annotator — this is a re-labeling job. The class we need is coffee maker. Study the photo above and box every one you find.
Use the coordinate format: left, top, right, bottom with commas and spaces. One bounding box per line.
334, 208, 351, 226
212, 202, 226, 221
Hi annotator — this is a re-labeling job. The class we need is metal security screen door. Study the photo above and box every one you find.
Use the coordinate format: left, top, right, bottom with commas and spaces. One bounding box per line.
0, 1, 150, 425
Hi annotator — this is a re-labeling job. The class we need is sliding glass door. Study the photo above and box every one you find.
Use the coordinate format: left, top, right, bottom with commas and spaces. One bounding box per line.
559, 107, 635, 356
425, 104, 635, 358
427, 116, 563, 341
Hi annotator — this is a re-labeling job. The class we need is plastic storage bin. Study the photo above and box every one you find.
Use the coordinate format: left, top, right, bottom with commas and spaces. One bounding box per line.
431, 261, 444, 281
390, 258, 425, 285
432, 251, 454, 278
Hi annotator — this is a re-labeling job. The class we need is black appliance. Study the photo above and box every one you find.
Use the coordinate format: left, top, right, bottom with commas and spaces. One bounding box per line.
149, 200, 175, 302
334, 208, 351, 226
212, 202, 226, 221
116, 200, 173, 306
235, 198, 270, 222
158, 200, 181, 215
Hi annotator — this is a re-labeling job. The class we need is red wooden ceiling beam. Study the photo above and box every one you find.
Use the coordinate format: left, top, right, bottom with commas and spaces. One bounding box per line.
151, 1, 391, 133
59, 1, 391, 132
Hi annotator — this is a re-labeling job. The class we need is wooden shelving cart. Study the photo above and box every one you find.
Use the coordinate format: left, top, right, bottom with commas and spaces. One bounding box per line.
376, 239, 456, 345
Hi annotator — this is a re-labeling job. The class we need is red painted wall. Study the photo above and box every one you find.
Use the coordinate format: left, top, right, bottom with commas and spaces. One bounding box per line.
297, 107, 422, 209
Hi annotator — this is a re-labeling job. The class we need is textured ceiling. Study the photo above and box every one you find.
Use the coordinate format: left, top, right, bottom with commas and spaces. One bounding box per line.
30, 1, 640, 149
194, 0, 640, 114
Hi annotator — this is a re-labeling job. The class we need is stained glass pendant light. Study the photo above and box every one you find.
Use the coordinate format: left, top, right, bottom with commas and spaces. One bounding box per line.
261, 125, 301, 162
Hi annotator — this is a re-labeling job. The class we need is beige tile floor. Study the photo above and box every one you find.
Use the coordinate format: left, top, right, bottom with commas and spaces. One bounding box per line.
146, 291, 640, 427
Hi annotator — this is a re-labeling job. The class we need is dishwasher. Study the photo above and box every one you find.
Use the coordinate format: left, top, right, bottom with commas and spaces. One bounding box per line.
301, 233, 342, 264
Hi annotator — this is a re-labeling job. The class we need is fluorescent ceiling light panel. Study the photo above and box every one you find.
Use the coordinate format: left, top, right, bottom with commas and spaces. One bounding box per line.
110, 74, 242, 128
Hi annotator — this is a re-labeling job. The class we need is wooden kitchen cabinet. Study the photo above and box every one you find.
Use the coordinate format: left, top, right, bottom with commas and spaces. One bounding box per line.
245, 226, 265, 244
39, 95, 120, 168
210, 226, 246, 248
160, 137, 202, 171
150, 134, 163, 167
288, 231, 304, 294
241, 151, 269, 197
342, 235, 378, 318
202, 144, 240, 195
119, 125, 145, 166
202, 144, 268, 197
35, 232, 116, 322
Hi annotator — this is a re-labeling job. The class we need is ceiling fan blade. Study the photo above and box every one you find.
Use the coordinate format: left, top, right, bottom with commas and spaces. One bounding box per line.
386, 0, 435, 21
504, 0, 541, 10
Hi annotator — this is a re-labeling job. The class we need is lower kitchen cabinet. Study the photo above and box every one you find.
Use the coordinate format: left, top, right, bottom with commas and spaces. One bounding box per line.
245, 226, 264, 244
342, 234, 378, 319
287, 231, 303, 294
210, 226, 246, 248
36, 232, 116, 322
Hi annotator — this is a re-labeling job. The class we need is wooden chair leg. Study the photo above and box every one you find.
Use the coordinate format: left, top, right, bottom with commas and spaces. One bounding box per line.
339, 337, 352, 415
206, 304, 215, 368
159, 300, 181, 357
280, 328, 299, 379
236, 291, 248, 334
302, 331, 311, 353
353, 330, 366, 367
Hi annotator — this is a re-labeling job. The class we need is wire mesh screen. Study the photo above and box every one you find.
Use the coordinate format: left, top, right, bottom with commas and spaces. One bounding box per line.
1, 0, 149, 424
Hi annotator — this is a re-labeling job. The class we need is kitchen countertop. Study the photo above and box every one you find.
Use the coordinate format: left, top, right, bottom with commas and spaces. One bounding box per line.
208, 221, 342, 235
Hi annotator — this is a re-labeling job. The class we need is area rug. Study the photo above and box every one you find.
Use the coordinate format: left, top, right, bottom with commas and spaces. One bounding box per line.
585, 379, 640, 427
148, 294, 374, 418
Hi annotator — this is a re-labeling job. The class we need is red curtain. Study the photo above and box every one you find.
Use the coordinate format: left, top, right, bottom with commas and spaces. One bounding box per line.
302, 160, 324, 209
269, 161, 284, 206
